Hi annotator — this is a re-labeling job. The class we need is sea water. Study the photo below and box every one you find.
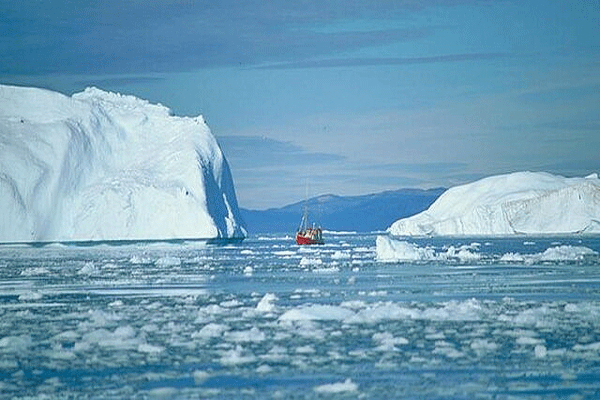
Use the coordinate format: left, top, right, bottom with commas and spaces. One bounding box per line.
1, 233, 600, 399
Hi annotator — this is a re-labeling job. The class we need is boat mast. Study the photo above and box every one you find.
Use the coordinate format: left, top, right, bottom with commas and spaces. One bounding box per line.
298, 203, 309, 232
298, 178, 310, 232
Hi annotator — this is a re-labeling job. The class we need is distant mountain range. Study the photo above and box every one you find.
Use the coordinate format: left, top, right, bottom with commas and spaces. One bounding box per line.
240, 188, 446, 234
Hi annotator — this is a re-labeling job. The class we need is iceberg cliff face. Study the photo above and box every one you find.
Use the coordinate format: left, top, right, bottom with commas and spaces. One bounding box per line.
388, 172, 600, 236
0, 84, 246, 242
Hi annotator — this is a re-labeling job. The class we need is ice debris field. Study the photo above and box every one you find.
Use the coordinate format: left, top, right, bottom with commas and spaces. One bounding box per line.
2, 233, 600, 399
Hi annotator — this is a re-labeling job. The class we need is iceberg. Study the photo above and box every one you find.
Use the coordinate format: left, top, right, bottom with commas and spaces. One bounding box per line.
0, 84, 246, 242
388, 172, 600, 236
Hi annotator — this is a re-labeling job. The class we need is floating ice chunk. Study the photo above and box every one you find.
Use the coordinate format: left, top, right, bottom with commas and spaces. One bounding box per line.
138, 343, 164, 353
243, 266, 253, 275
220, 299, 242, 308
506, 305, 555, 327
18, 291, 43, 301
224, 327, 266, 343
573, 342, 600, 352
20, 267, 50, 276
52, 331, 78, 343
314, 378, 358, 394
433, 341, 464, 359
516, 336, 544, 346
0, 335, 32, 352
500, 252, 526, 262
47, 345, 76, 360
279, 304, 355, 321
219, 345, 256, 365
331, 250, 351, 260
376, 236, 436, 262
443, 245, 481, 261
422, 299, 482, 321
260, 345, 288, 362
141, 324, 159, 333
147, 387, 179, 399
155, 256, 181, 267
273, 250, 296, 257
313, 266, 340, 273
192, 370, 210, 384
346, 302, 418, 324
256, 293, 278, 313
501, 245, 597, 264
538, 245, 597, 261
192, 323, 230, 339
256, 364, 272, 374
377, 236, 483, 262
300, 257, 323, 266
372, 332, 408, 351
130, 255, 152, 264
78, 262, 99, 275
346, 299, 483, 324
76, 325, 141, 351
195, 304, 227, 323
295, 345, 315, 354
100, 326, 138, 349
470, 338, 498, 353
534, 344, 547, 358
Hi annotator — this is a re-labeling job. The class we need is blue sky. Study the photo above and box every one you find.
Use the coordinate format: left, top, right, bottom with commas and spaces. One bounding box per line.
2, 0, 599, 209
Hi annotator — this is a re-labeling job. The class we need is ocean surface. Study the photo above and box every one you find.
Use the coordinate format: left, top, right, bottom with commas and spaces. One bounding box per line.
1, 233, 600, 399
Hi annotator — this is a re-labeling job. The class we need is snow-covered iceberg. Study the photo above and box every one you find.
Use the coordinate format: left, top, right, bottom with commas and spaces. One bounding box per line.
0, 84, 246, 242
388, 172, 600, 236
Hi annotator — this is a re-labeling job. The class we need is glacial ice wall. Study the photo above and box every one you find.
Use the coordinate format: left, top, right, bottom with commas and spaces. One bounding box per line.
0, 84, 246, 242
388, 172, 600, 236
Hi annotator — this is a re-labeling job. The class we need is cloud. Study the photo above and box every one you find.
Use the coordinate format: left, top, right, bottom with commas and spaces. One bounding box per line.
216, 135, 344, 170
255, 53, 508, 69
359, 162, 468, 174
0, 0, 500, 76
75, 76, 166, 88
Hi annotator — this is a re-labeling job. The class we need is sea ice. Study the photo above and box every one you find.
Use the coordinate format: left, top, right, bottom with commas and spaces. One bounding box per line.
376, 236, 482, 263
256, 293, 278, 313
279, 304, 355, 321
191, 323, 230, 339
313, 378, 358, 393
375, 236, 436, 262
219, 345, 256, 365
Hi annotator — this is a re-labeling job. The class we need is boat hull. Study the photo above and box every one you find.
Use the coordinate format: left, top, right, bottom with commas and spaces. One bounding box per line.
296, 232, 324, 245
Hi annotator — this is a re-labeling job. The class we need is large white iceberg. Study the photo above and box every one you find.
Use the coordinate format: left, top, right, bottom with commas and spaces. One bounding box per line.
0, 84, 246, 242
388, 172, 600, 236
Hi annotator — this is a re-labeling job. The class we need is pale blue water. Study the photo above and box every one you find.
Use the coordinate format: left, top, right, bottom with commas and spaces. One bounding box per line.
1, 234, 600, 399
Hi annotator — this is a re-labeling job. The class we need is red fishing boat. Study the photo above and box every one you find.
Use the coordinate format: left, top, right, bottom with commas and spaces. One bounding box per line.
295, 206, 324, 245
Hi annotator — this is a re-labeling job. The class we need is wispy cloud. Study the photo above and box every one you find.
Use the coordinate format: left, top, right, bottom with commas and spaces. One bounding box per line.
255, 53, 509, 69
360, 162, 468, 174
0, 0, 502, 76
75, 76, 166, 88
216, 135, 344, 170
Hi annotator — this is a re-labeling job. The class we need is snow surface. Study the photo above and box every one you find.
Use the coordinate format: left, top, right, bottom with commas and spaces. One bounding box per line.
389, 171, 600, 236
0, 84, 246, 242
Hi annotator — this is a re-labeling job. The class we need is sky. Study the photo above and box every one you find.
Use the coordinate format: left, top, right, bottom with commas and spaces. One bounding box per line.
2, 0, 599, 209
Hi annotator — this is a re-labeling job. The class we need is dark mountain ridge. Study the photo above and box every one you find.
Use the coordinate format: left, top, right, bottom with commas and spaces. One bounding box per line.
240, 187, 445, 234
